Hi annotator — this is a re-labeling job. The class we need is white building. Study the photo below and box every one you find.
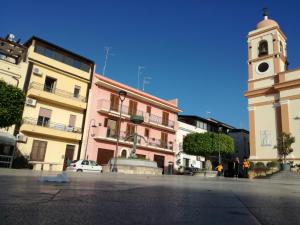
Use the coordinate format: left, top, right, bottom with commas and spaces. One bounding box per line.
175, 121, 206, 170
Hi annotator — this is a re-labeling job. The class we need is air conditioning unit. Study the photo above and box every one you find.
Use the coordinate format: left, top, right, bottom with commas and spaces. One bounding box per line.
26, 97, 37, 107
33, 67, 43, 76
16, 134, 28, 143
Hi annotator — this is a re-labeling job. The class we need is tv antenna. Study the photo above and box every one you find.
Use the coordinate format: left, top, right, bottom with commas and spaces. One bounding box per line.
102, 47, 114, 76
142, 76, 152, 91
137, 66, 145, 90
206, 111, 211, 119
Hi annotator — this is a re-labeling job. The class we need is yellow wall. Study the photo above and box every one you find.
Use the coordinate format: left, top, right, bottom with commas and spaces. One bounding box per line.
18, 40, 91, 171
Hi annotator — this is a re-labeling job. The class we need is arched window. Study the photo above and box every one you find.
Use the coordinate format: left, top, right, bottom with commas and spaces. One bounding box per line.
280, 41, 283, 54
258, 40, 268, 57
121, 149, 127, 158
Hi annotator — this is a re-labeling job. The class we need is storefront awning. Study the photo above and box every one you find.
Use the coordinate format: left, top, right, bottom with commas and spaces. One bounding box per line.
0, 132, 16, 146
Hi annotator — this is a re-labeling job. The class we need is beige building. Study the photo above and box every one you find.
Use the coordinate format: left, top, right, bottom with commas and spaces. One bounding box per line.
17, 37, 94, 171
245, 12, 300, 163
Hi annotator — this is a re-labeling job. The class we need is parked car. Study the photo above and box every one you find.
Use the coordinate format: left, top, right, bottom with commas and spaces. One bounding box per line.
66, 160, 103, 173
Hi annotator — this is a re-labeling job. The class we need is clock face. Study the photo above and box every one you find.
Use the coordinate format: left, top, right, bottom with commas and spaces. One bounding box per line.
257, 62, 269, 73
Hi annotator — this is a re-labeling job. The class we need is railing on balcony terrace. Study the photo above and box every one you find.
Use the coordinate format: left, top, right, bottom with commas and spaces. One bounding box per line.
148, 138, 174, 151
149, 114, 175, 129
22, 117, 82, 134
106, 129, 142, 143
29, 82, 86, 102
98, 99, 144, 116
98, 99, 175, 129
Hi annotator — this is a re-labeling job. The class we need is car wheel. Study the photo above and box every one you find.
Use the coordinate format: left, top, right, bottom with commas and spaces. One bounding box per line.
77, 169, 83, 172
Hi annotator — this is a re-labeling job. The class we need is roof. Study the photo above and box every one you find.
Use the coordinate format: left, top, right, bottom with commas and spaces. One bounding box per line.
178, 115, 236, 129
24, 36, 94, 64
206, 118, 236, 129
0, 132, 16, 145
229, 129, 249, 134
178, 115, 208, 122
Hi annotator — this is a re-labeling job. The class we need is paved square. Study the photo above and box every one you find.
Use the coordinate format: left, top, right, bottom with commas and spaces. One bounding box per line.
0, 169, 299, 225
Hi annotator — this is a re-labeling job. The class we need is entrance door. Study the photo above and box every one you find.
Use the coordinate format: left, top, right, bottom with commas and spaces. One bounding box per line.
63, 145, 75, 170
154, 154, 165, 173
97, 149, 114, 165
183, 158, 190, 167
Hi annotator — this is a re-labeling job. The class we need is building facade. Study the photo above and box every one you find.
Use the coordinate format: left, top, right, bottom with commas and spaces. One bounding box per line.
245, 12, 300, 163
82, 74, 181, 173
175, 121, 206, 170
17, 37, 94, 171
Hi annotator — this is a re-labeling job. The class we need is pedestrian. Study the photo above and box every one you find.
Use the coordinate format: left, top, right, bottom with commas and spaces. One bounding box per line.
242, 158, 250, 178
234, 157, 240, 178
216, 163, 223, 176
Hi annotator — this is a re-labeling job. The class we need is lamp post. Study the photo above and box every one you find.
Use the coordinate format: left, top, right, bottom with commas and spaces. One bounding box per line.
112, 90, 127, 172
218, 126, 222, 164
84, 119, 97, 160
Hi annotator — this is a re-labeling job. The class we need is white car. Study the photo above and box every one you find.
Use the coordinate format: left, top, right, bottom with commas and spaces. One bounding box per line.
66, 160, 103, 173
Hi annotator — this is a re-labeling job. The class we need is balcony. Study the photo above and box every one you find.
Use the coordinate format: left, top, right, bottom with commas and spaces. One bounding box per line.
20, 117, 82, 141
27, 82, 87, 110
97, 99, 176, 130
94, 127, 175, 152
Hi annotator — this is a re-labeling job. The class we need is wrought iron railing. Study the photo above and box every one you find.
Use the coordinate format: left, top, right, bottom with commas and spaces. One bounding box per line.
22, 117, 82, 134
29, 82, 86, 102
98, 99, 175, 128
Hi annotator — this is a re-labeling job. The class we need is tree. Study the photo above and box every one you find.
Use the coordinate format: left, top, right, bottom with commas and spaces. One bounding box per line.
274, 132, 295, 164
183, 132, 234, 166
0, 80, 25, 128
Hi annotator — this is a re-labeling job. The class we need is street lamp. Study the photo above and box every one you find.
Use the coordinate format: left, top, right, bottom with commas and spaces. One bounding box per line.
218, 126, 222, 164
112, 90, 127, 172
84, 119, 97, 160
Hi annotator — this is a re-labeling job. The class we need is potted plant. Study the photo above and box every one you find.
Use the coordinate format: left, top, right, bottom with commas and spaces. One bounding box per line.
274, 132, 295, 171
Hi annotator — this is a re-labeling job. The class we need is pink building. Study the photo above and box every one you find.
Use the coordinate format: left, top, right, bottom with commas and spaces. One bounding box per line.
82, 74, 181, 173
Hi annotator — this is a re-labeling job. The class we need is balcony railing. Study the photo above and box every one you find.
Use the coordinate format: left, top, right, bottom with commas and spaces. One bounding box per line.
22, 117, 82, 134
29, 82, 86, 102
98, 99, 175, 129
104, 128, 173, 150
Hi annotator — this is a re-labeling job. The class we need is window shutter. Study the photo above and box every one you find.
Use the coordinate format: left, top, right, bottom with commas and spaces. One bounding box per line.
39, 108, 52, 118
69, 115, 76, 127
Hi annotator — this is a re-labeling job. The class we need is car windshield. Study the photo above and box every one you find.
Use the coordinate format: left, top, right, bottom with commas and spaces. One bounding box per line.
89, 160, 97, 166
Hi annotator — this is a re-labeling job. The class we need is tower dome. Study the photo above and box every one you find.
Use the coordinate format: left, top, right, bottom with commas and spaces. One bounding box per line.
256, 8, 279, 29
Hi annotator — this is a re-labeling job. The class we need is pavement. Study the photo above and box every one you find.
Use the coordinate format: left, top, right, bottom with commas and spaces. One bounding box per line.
0, 169, 300, 225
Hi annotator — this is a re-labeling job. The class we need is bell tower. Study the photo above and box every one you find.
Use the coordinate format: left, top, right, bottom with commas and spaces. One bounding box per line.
245, 9, 289, 160
247, 8, 287, 91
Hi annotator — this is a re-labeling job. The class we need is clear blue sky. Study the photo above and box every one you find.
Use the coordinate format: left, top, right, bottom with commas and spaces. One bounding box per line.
3, 0, 300, 129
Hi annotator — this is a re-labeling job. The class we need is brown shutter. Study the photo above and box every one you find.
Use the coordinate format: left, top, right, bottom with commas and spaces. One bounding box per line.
162, 112, 169, 126
147, 106, 151, 114
39, 108, 52, 118
69, 115, 76, 127
30, 140, 47, 161
145, 128, 149, 138
104, 118, 108, 127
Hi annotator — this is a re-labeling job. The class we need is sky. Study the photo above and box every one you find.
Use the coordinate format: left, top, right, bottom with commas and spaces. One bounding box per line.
3, 0, 300, 129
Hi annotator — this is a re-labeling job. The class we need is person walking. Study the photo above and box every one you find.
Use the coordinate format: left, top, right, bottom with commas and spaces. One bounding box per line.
216, 163, 223, 177
243, 158, 250, 178
234, 157, 240, 178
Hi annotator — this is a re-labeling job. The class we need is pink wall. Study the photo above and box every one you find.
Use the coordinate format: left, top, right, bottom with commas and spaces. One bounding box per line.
84, 74, 180, 169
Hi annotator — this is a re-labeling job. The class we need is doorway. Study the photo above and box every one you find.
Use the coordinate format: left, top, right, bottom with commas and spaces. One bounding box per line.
97, 148, 114, 165
63, 145, 75, 170
154, 154, 165, 173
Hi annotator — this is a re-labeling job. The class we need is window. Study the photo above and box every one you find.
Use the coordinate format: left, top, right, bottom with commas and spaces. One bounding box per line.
106, 119, 118, 138
121, 150, 127, 158
126, 123, 135, 141
147, 106, 151, 114
34, 44, 91, 72
44, 76, 57, 93
258, 40, 268, 57
161, 132, 168, 148
280, 41, 283, 54
145, 128, 149, 138
30, 140, 47, 161
128, 100, 137, 116
73, 85, 81, 98
110, 94, 119, 112
68, 115, 76, 128
37, 108, 52, 127
162, 112, 169, 126
81, 160, 89, 165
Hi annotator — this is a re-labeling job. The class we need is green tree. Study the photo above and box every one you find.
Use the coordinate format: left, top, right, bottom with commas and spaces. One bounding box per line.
0, 80, 25, 128
274, 132, 295, 164
183, 132, 234, 168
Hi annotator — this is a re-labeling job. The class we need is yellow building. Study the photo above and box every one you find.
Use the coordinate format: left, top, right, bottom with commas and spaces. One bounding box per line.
18, 36, 94, 171
245, 11, 300, 163
0, 34, 28, 136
